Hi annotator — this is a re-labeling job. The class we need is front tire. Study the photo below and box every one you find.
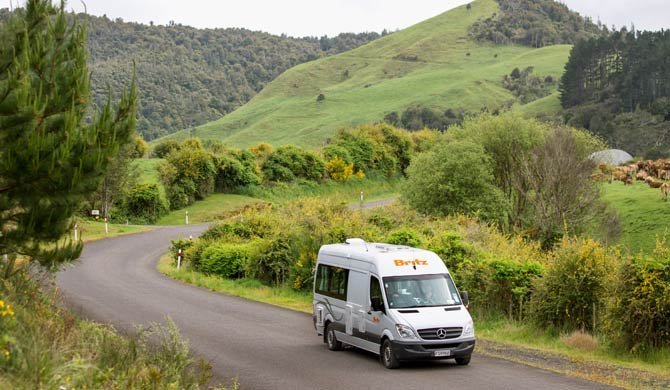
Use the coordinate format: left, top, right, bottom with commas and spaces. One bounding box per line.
455, 355, 471, 365
381, 339, 400, 369
326, 323, 342, 351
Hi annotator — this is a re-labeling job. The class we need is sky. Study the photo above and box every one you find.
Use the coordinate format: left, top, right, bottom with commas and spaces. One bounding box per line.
1, 0, 668, 37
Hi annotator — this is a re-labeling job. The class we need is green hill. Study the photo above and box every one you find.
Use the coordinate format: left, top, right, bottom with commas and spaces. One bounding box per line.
159, 0, 573, 148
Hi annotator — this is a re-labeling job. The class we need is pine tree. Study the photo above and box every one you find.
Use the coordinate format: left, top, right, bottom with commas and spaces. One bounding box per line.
0, 0, 137, 273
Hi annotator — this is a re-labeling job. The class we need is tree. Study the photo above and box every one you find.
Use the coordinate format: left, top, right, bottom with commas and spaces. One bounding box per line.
514, 128, 608, 247
0, 0, 137, 272
403, 139, 508, 224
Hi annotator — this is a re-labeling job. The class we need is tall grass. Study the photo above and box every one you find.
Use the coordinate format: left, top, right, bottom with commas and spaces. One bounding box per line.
0, 269, 223, 389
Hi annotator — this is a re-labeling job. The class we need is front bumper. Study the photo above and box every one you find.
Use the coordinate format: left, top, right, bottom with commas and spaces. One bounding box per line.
391, 338, 475, 361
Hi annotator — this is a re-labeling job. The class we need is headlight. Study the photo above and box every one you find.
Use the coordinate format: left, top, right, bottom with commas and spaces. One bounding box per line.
395, 324, 418, 339
462, 319, 475, 337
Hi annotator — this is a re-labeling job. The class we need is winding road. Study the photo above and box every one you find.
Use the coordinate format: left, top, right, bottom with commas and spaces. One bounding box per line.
56, 226, 612, 389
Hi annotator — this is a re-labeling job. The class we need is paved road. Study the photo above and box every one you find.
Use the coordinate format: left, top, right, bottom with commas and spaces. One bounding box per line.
56, 226, 612, 390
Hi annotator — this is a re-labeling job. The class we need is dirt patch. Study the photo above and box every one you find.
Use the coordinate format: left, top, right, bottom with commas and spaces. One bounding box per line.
476, 339, 670, 389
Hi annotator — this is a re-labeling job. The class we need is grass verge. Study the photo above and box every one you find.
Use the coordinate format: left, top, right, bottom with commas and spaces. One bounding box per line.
0, 270, 222, 389
75, 219, 150, 242
158, 259, 670, 389
158, 256, 311, 313
156, 194, 265, 226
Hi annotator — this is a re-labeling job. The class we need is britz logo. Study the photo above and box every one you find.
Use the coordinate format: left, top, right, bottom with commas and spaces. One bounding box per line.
393, 259, 428, 266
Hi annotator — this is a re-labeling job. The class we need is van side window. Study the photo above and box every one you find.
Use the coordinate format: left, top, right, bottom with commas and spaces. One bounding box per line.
370, 276, 382, 303
315, 264, 349, 300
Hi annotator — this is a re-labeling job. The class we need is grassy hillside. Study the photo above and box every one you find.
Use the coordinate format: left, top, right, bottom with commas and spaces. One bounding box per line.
602, 182, 670, 254
160, 0, 569, 147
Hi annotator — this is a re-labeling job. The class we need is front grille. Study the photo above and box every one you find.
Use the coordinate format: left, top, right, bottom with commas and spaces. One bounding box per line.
418, 327, 462, 340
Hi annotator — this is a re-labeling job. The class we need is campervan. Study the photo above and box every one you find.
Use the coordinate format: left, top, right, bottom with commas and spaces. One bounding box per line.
313, 238, 475, 369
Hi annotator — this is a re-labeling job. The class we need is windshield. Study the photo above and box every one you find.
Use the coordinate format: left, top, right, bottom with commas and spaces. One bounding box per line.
383, 274, 462, 309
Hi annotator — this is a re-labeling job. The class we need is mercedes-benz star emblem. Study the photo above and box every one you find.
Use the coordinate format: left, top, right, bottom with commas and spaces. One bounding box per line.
436, 328, 447, 339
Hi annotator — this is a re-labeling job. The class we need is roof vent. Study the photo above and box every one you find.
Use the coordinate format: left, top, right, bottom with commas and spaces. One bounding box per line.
345, 238, 366, 245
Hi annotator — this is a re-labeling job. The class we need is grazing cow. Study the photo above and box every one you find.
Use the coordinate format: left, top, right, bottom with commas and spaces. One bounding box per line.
662, 183, 670, 201
636, 170, 649, 181
646, 177, 664, 189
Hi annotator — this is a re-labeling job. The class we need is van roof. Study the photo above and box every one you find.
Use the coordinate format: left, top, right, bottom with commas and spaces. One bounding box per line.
318, 238, 448, 277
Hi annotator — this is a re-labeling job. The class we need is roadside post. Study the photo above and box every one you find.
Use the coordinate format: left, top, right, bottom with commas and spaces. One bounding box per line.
74, 223, 78, 241
177, 248, 182, 270
104, 217, 109, 235
360, 191, 364, 210
185, 210, 189, 225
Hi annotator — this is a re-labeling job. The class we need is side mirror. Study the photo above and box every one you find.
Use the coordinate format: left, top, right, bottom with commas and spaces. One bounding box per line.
370, 297, 385, 313
460, 291, 469, 307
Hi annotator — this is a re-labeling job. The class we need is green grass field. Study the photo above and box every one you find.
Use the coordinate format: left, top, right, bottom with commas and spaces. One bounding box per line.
156, 193, 264, 226
157, 0, 568, 148
602, 181, 670, 254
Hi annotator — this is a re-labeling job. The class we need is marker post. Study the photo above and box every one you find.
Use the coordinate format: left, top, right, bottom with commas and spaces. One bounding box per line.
185, 210, 189, 225
177, 248, 182, 270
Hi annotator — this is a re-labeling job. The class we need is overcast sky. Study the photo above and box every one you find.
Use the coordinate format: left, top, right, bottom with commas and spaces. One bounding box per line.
1, 0, 668, 37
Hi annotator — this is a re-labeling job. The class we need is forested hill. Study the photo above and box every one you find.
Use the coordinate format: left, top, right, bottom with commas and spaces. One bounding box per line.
81, 15, 382, 140
0, 7, 380, 140
560, 29, 670, 158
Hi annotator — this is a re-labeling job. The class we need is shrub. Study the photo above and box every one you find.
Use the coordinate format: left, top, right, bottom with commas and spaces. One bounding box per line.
530, 238, 612, 332
160, 139, 216, 208
214, 153, 261, 191
152, 139, 180, 158
429, 232, 473, 271
198, 241, 259, 278
251, 237, 293, 286
403, 138, 508, 224
386, 228, 424, 247
606, 250, 670, 352
325, 156, 354, 182
262, 145, 325, 182
122, 183, 169, 223
458, 257, 544, 319
322, 144, 353, 165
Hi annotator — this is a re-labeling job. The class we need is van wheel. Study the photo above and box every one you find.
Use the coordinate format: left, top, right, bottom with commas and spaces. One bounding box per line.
326, 323, 342, 351
455, 355, 471, 365
381, 339, 400, 369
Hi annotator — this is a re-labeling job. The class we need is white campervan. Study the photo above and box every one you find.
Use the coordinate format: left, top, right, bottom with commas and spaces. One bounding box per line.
313, 238, 475, 369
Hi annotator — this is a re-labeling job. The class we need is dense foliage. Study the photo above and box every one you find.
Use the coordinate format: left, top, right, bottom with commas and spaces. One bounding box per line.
79, 13, 380, 140
0, 0, 137, 270
404, 139, 507, 223
469, 0, 604, 47
560, 29, 670, 157
404, 114, 611, 246
606, 247, 670, 352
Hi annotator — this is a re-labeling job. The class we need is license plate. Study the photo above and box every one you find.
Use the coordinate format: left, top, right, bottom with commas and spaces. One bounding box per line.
434, 350, 451, 357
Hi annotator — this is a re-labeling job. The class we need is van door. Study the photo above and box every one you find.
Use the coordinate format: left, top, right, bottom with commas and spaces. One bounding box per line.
346, 270, 369, 338
366, 275, 385, 346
